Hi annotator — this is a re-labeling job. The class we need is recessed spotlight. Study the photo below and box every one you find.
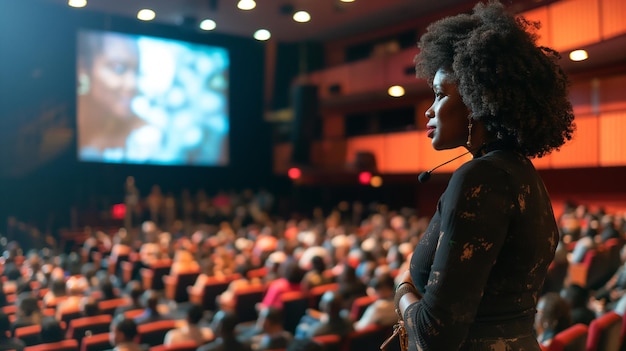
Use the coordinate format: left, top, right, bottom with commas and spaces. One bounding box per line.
238, 0, 256, 10
569, 49, 588, 62
68, 0, 87, 8
254, 29, 271, 41
199, 19, 217, 31
388, 85, 405, 97
137, 9, 156, 21
293, 11, 311, 23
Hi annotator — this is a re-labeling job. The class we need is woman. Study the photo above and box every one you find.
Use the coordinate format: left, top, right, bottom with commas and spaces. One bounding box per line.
394, 2, 575, 350
77, 30, 161, 162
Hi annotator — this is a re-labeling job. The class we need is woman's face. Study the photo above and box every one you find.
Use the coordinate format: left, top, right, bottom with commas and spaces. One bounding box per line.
424, 69, 471, 150
90, 35, 139, 118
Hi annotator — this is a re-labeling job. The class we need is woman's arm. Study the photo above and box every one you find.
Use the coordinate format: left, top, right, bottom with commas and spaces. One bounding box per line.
401, 161, 515, 350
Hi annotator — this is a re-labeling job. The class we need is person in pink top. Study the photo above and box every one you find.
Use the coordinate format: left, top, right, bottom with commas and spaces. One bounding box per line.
259, 260, 303, 310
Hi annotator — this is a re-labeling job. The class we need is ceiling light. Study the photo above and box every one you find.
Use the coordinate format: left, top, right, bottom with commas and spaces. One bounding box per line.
237, 0, 256, 10
293, 11, 311, 23
199, 19, 217, 31
137, 9, 156, 21
569, 49, 588, 62
254, 29, 271, 41
388, 85, 405, 97
340, 0, 356, 2
68, 0, 87, 7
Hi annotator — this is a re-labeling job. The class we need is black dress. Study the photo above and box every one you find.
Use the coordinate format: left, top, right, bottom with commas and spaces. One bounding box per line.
406, 148, 559, 351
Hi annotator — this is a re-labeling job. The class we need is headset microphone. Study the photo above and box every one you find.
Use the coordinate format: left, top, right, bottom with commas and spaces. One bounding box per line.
417, 150, 472, 183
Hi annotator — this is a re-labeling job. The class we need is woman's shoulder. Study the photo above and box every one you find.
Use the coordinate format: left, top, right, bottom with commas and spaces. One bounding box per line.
453, 152, 514, 182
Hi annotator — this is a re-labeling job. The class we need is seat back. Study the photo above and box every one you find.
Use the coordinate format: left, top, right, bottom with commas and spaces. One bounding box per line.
549, 323, 588, 351
67, 315, 113, 344
342, 325, 392, 351
312, 334, 342, 351
350, 295, 377, 321
15, 324, 43, 346
234, 285, 266, 323
308, 283, 339, 309
148, 340, 200, 351
136, 320, 177, 347
168, 272, 200, 303
60, 307, 84, 328
281, 291, 310, 334
23, 339, 79, 351
98, 298, 129, 316
141, 260, 172, 291
587, 311, 622, 351
80, 332, 112, 351
201, 279, 231, 311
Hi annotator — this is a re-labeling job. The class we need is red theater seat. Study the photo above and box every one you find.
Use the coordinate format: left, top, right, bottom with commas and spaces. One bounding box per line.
23, 339, 79, 351
548, 323, 588, 351
587, 311, 622, 351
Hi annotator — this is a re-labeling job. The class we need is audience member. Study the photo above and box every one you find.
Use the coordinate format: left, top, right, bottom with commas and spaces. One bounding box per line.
535, 293, 572, 346
114, 281, 144, 317
561, 285, 596, 325
249, 308, 292, 351
12, 294, 43, 332
197, 311, 250, 351
163, 303, 213, 345
353, 273, 396, 330
41, 319, 65, 344
295, 290, 353, 339
133, 290, 164, 325
0, 312, 25, 351
108, 317, 142, 351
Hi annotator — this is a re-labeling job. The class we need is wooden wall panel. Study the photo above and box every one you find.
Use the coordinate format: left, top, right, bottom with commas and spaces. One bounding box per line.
317, 65, 350, 99
382, 132, 420, 173
599, 111, 626, 166
348, 58, 387, 94
599, 74, 626, 113
346, 135, 386, 170
569, 80, 594, 116
322, 114, 345, 138
519, 6, 551, 48
600, 0, 626, 39
385, 48, 420, 87
548, 0, 601, 51
550, 115, 599, 167
310, 140, 347, 168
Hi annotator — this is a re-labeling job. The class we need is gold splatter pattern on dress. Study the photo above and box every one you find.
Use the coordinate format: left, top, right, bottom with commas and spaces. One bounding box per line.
461, 243, 474, 261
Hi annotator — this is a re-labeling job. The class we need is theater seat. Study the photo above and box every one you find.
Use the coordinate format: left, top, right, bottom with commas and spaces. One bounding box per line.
23, 339, 79, 351
281, 290, 309, 334
587, 311, 622, 351
350, 295, 377, 321
14, 324, 43, 346
548, 323, 588, 351
233, 284, 266, 323
80, 332, 112, 351
135, 320, 177, 347
148, 340, 200, 351
163, 270, 200, 303
141, 259, 172, 291
342, 325, 392, 351
66, 315, 113, 345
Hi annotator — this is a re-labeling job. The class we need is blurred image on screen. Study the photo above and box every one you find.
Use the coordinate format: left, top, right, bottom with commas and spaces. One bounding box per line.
76, 29, 229, 166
